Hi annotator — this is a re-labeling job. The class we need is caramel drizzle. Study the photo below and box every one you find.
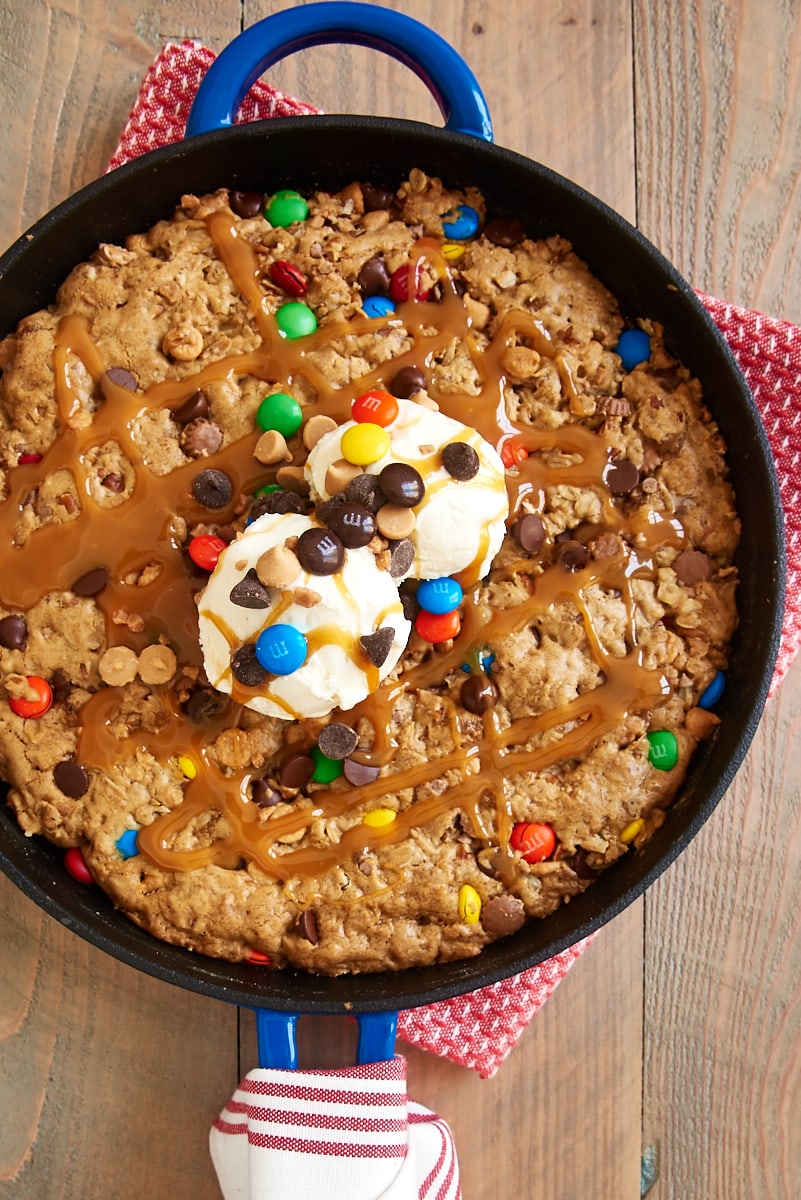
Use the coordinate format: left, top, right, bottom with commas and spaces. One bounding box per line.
0, 203, 682, 879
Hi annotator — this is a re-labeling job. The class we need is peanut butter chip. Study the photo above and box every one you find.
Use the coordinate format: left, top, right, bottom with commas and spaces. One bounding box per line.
302, 414, 338, 451
275, 465, 310, 496
325, 458, 363, 495
138, 644, 178, 685
254, 429, 292, 465
376, 504, 416, 540
98, 646, 139, 687
162, 323, 204, 362
256, 544, 301, 589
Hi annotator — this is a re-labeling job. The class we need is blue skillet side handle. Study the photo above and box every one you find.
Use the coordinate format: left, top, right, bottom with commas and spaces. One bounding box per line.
254, 1007, 400, 1069
185, 0, 493, 143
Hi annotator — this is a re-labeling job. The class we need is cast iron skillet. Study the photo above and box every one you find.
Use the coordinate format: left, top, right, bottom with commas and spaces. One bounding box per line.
0, 3, 785, 1016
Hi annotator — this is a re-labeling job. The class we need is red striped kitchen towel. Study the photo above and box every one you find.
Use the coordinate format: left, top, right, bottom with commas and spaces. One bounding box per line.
210, 1057, 460, 1200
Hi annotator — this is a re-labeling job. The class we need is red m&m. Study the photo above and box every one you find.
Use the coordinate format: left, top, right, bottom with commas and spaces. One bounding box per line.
352, 390, 399, 427
389, 262, 430, 303
9, 676, 53, 718
188, 534, 228, 571
415, 608, 461, 644
510, 821, 556, 863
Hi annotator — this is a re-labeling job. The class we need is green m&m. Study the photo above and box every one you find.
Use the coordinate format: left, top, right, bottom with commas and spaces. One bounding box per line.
310, 744, 343, 784
265, 189, 309, 227
256, 392, 303, 437
276, 301, 318, 340
647, 729, 679, 771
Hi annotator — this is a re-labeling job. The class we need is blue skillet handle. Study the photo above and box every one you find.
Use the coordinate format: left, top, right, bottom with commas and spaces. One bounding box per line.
254, 1007, 399, 1069
185, 0, 492, 142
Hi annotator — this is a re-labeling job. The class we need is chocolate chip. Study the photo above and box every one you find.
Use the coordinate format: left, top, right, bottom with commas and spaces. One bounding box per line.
296, 527, 345, 575
441, 441, 480, 481
280, 752, 315, 790
53, 759, 89, 798
360, 626, 395, 668
251, 488, 307, 518
230, 190, 265, 218
484, 217, 526, 248
173, 390, 210, 424
231, 643, 268, 688
674, 549, 712, 585
50, 668, 72, 704
192, 468, 234, 509
344, 757, 381, 786
346, 473, 385, 512
72, 567, 109, 596
569, 848, 598, 880
357, 256, 391, 296
389, 365, 426, 398
317, 723, 358, 761
230, 568, 272, 609
513, 513, 546, 554
0, 614, 27, 650
181, 417, 224, 458
379, 463, 425, 507
184, 688, 230, 723
361, 182, 394, 211
388, 539, 415, 579
297, 910, 319, 944
399, 583, 420, 621
323, 501, 377, 548
316, 494, 348, 522
556, 540, 590, 571
481, 895, 526, 936
605, 458, 640, 495
104, 367, 137, 391
460, 674, 499, 715
251, 777, 282, 807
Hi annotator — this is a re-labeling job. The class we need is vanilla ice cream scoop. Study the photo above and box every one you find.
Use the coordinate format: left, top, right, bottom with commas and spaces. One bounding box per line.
305, 398, 509, 583
198, 512, 410, 719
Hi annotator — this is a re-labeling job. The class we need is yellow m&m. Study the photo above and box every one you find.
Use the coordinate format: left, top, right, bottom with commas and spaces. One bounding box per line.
458, 884, 482, 924
363, 807, 396, 829
340, 422, 391, 466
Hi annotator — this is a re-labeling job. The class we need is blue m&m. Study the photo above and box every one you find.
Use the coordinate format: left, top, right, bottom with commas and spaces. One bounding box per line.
442, 204, 480, 240
255, 624, 308, 675
417, 576, 463, 615
698, 670, 726, 709
116, 829, 139, 859
616, 328, 651, 370
362, 295, 396, 318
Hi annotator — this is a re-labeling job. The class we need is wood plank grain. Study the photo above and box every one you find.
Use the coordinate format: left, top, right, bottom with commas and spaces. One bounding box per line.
634, 0, 801, 320
636, 7, 801, 1195
0, 879, 238, 1198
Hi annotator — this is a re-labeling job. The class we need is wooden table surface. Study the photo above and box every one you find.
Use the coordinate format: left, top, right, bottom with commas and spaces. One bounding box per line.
1, 2, 799, 1197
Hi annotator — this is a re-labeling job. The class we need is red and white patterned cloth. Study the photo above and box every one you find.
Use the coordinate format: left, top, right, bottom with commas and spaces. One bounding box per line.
108, 44, 801, 1193
210, 1058, 459, 1200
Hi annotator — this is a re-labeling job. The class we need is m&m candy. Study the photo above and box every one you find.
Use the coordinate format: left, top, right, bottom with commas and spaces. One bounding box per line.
188, 534, 228, 571
256, 392, 303, 437
647, 729, 678, 770
266, 190, 309, 227
442, 204, 480, 240
340, 422, 391, 466
310, 744, 344, 784
64, 847, 93, 884
458, 884, 482, 924
698, 670, 725, 709
510, 821, 556, 863
352, 390, 399, 427
415, 607, 461, 644
363, 807, 396, 829
616, 328, 651, 370
9, 676, 52, 718
255, 624, 308, 675
362, 295, 396, 318
389, 262, 430, 303
116, 829, 140, 859
417, 576, 463, 615
276, 302, 317, 339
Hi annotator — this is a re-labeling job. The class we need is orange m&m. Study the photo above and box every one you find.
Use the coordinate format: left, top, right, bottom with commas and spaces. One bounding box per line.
510, 821, 556, 863
352, 389, 399, 427
9, 675, 53, 718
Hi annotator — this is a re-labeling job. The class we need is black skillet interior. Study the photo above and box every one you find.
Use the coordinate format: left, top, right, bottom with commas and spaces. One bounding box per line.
0, 117, 785, 1013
